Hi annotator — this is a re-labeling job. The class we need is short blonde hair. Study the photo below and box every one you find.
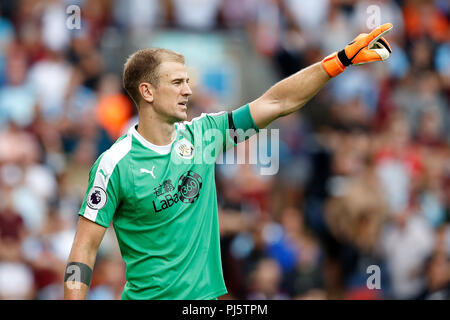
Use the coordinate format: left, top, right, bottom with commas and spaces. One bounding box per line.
123, 48, 185, 106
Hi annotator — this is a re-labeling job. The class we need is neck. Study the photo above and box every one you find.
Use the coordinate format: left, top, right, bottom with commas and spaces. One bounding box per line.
137, 106, 177, 146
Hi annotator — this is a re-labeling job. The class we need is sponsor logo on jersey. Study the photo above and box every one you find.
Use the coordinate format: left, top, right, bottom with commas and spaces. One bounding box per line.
177, 171, 202, 203
99, 169, 109, 180
140, 166, 156, 178
153, 179, 175, 197
152, 170, 202, 213
174, 138, 194, 159
87, 186, 107, 210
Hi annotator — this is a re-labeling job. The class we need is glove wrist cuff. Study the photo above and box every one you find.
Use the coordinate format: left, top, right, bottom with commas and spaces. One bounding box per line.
321, 51, 346, 78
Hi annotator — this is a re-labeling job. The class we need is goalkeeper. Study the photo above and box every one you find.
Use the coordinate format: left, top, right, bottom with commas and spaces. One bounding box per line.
64, 23, 393, 300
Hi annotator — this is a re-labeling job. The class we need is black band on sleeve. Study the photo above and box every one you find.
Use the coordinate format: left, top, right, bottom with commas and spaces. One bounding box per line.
228, 111, 236, 131
227, 104, 259, 144
64, 262, 93, 287
227, 112, 238, 144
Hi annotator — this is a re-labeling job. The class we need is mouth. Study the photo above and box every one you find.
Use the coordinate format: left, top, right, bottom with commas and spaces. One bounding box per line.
178, 101, 188, 109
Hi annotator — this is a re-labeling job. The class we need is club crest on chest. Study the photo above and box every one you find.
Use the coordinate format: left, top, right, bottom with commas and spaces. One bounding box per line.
174, 138, 194, 159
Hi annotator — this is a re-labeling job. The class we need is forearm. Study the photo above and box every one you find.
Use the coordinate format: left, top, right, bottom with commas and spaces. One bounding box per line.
250, 62, 330, 128
273, 62, 330, 116
64, 243, 97, 299
64, 216, 107, 299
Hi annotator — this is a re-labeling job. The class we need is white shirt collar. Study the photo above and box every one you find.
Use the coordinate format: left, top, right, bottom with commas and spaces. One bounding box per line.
128, 124, 175, 155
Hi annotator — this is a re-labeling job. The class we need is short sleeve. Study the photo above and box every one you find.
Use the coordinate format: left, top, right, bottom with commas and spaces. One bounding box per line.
78, 155, 120, 228
229, 104, 259, 144
190, 104, 259, 152
184, 111, 235, 157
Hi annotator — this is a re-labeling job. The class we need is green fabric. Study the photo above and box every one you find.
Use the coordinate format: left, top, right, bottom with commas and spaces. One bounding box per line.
78, 112, 233, 300
231, 104, 259, 132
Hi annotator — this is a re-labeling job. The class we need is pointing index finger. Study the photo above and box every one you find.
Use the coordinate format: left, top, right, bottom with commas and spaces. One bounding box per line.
367, 23, 393, 47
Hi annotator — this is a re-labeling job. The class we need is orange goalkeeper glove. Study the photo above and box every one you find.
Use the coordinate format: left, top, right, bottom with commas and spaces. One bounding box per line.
322, 23, 393, 78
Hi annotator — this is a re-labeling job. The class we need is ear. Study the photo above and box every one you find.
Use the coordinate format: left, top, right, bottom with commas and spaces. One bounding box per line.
138, 82, 154, 103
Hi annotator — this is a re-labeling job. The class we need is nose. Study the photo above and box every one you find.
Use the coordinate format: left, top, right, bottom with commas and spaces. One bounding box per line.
182, 82, 192, 97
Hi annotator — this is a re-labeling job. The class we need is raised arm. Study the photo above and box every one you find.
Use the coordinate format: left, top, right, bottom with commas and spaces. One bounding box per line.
249, 62, 329, 129
64, 216, 107, 299
249, 23, 393, 129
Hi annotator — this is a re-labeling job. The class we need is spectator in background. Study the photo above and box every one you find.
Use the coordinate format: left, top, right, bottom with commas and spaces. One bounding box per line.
26, 48, 73, 121
41, 0, 71, 53
320, 1, 355, 57
246, 0, 283, 58
277, 207, 324, 299
417, 139, 448, 228
22, 205, 73, 300
0, 43, 37, 128
276, 113, 312, 208
325, 164, 388, 254
375, 113, 421, 215
402, 0, 449, 44
0, 255, 35, 299
81, 0, 114, 42
415, 107, 446, 148
88, 256, 126, 300
61, 139, 98, 204
421, 251, 450, 299
324, 159, 389, 298
379, 204, 436, 299
219, 0, 260, 30
168, 0, 222, 31
95, 73, 133, 141
0, 184, 35, 299
247, 258, 289, 300
282, 0, 330, 45
12, 0, 47, 64
0, 124, 49, 235
114, 0, 165, 35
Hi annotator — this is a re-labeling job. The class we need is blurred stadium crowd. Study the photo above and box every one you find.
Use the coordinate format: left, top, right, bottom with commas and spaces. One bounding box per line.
0, 0, 449, 300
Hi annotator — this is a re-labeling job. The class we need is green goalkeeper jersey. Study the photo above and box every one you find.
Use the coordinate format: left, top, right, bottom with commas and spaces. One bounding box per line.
78, 106, 257, 300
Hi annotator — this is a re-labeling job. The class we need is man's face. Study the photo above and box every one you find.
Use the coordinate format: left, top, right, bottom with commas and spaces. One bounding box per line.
151, 61, 192, 123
